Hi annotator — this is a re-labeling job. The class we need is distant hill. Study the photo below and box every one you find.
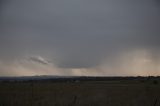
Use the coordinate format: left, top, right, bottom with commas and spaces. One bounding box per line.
0, 76, 160, 83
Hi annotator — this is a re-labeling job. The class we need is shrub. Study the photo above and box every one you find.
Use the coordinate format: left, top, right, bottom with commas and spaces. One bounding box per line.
153, 80, 158, 85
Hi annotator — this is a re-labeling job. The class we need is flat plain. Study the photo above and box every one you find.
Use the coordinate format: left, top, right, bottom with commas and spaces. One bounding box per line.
0, 77, 160, 106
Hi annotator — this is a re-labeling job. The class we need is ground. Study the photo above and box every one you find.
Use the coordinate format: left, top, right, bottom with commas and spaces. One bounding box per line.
0, 78, 160, 106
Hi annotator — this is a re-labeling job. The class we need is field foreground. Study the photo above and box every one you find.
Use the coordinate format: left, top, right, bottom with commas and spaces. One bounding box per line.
0, 77, 160, 106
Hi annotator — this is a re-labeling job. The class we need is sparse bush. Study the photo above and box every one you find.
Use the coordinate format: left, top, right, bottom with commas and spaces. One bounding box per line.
153, 80, 158, 85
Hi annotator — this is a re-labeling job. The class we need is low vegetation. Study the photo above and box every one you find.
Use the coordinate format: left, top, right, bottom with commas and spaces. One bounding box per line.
0, 77, 160, 106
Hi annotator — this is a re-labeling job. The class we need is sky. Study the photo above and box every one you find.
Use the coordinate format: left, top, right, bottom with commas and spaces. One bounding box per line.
0, 0, 160, 76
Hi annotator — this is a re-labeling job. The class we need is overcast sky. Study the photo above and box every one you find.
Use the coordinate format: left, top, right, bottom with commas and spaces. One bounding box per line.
0, 0, 160, 76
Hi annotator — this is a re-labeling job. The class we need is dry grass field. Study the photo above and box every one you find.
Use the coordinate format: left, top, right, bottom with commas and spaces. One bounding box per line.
0, 79, 160, 106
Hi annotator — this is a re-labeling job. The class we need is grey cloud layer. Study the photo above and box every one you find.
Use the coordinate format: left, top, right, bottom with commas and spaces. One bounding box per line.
0, 0, 160, 70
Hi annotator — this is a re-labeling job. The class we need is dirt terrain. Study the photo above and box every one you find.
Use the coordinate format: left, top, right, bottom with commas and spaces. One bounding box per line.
0, 78, 160, 106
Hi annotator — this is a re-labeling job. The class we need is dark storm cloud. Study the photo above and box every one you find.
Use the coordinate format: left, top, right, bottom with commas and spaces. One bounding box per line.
0, 0, 6, 8
0, 0, 160, 70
